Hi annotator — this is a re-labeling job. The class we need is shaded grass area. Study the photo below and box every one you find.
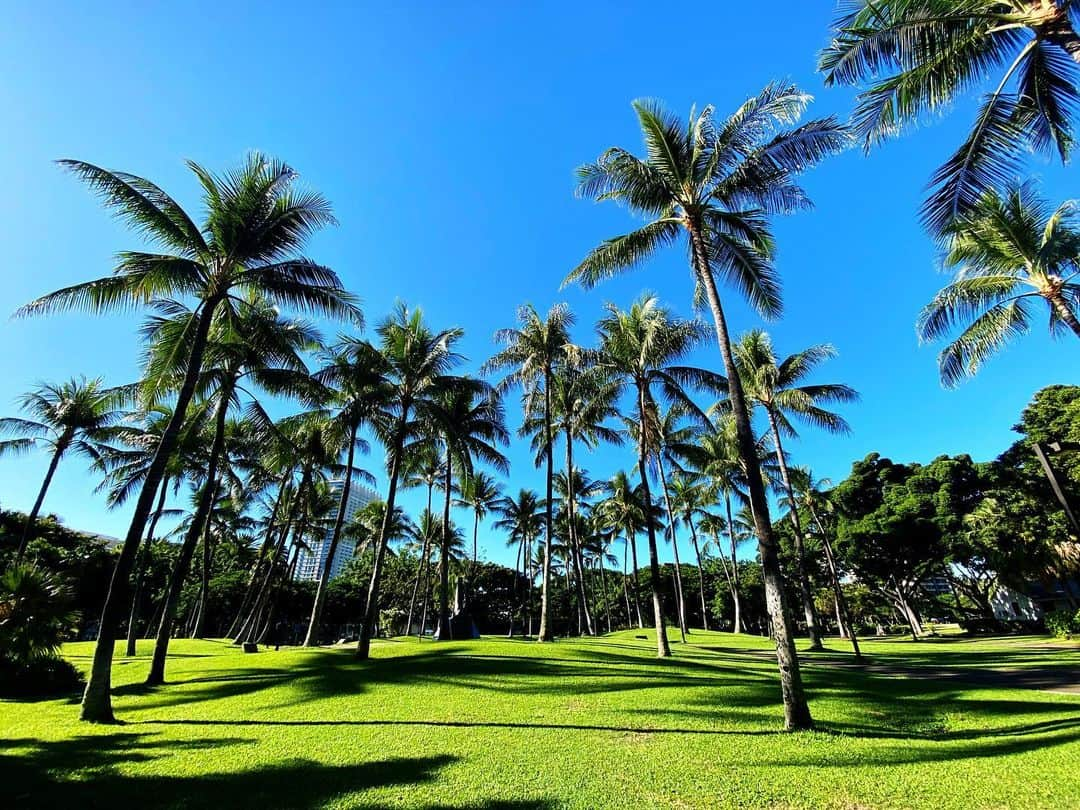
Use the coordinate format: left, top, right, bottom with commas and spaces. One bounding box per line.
2, 630, 1078, 808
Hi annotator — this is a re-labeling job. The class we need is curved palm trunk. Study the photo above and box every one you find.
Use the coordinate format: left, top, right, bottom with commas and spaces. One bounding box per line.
436, 457, 453, 641
656, 454, 687, 641
598, 550, 612, 633
304, 422, 359, 647
723, 493, 743, 634
126, 481, 168, 657
358, 417, 408, 659
565, 429, 594, 636
765, 410, 822, 650
193, 512, 214, 639
626, 527, 644, 629
808, 504, 861, 659
688, 223, 811, 729
145, 391, 229, 686
635, 452, 670, 658
81, 296, 221, 723
17, 432, 71, 562
508, 539, 522, 637
685, 513, 709, 631
537, 370, 556, 642
227, 471, 290, 641
405, 481, 435, 636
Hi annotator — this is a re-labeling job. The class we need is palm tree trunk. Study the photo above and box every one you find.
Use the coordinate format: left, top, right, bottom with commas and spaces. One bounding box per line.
626, 527, 644, 629
565, 429, 594, 635
304, 422, 359, 647
686, 514, 709, 631
508, 539, 522, 637
126, 481, 168, 656
598, 550, 612, 633
538, 368, 556, 642
358, 417, 408, 659
808, 505, 861, 659
687, 222, 811, 729
227, 471, 290, 640
405, 481, 435, 635
634, 400, 670, 657
766, 410, 823, 650
621, 541, 632, 629
145, 389, 229, 684
17, 432, 71, 562
723, 493, 743, 634
81, 295, 221, 723
193, 512, 214, 638
655, 453, 687, 641
436, 456, 453, 641
1049, 293, 1080, 338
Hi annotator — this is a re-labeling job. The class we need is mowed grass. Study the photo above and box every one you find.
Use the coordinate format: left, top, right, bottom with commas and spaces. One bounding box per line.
2, 630, 1079, 809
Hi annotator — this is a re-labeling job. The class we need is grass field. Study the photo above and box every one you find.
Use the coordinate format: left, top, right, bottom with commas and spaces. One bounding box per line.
2, 630, 1079, 809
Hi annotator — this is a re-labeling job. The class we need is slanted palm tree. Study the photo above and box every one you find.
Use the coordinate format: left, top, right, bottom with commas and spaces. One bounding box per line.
455, 470, 504, 573
357, 305, 463, 660
0, 377, 125, 562
493, 488, 543, 636
484, 303, 574, 642
917, 181, 1080, 385
788, 466, 861, 659
18, 153, 359, 722
819, 1, 1080, 235
567, 90, 844, 726
430, 379, 509, 640
668, 472, 712, 631
734, 330, 858, 651
596, 295, 720, 657
303, 338, 388, 647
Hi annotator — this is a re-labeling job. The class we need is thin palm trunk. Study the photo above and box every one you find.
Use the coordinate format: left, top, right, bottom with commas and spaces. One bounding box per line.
405, 481, 435, 635
626, 527, 644, 629
688, 222, 811, 729
82, 296, 221, 723
634, 387, 671, 658
436, 458, 453, 640
304, 422, 359, 647
766, 410, 822, 650
808, 505, 861, 659
193, 511, 214, 639
17, 431, 71, 562
565, 429, 594, 636
227, 471, 290, 640
508, 539, 522, 637
621, 541, 632, 629
598, 550, 612, 633
686, 513, 709, 631
126, 481, 168, 656
537, 370, 555, 642
723, 492, 743, 634
358, 418, 408, 659
656, 454, 687, 641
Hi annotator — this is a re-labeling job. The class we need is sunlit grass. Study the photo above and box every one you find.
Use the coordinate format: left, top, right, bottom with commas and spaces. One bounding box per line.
2, 630, 1078, 808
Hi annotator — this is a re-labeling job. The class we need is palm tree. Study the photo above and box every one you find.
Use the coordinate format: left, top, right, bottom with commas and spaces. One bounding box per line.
566, 90, 843, 726
18, 154, 359, 722
819, 1, 1080, 235
596, 295, 720, 657
302, 338, 387, 647
788, 466, 862, 659
668, 472, 712, 631
357, 305, 463, 660
493, 488, 543, 636
0, 377, 126, 562
402, 444, 445, 634
733, 330, 858, 651
456, 470, 504, 573
595, 470, 648, 631
484, 303, 574, 642
917, 181, 1080, 385
431, 379, 508, 640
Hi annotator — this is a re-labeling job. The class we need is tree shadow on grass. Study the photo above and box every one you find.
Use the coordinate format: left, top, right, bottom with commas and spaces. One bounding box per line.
0, 733, 552, 809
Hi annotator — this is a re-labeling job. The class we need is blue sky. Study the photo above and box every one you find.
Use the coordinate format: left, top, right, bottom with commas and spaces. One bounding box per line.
0, 2, 1073, 566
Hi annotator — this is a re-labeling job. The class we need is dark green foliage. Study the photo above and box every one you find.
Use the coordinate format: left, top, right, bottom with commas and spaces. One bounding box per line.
1045, 608, 1080, 639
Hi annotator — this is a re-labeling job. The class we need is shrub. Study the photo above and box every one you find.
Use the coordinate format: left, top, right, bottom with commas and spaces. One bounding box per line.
0, 656, 84, 697
1045, 609, 1080, 640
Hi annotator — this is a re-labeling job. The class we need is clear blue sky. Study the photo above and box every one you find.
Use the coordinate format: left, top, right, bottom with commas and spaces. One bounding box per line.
1, 2, 1073, 566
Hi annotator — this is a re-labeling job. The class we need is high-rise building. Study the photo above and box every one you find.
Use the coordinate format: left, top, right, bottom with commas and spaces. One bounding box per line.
294, 481, 379, 581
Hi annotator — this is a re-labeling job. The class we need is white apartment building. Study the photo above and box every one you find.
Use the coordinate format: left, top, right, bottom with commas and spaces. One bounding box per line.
294, 481, 380, 581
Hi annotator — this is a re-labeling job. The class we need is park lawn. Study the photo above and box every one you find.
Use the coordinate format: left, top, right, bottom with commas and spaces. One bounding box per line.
1, 630, 1078, 809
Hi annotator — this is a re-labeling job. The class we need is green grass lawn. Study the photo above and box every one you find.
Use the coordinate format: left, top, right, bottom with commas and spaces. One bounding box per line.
2, 630, 1079, 809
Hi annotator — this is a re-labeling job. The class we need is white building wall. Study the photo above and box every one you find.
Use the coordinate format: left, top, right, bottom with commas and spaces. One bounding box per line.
295, 481, 379, 581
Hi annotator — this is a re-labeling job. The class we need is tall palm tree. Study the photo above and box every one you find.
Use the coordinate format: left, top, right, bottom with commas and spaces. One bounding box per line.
18, 154, 359, 722
595, 470, 648, 630
734, 330, 858, 651
668, 472, 712, 631
819, 1, 1080, 235
0, 377, 126, 562
357, 305, 463, 660
596, 295, 720, 657
302, 338, 387, 647
455, 470, 504, 573
788, 466, 862, 659
402, 443, 445, 634
430, 379, 509, 640
484, 303, 574, 642
917, 181, 1080, 385
493, 488, 543, 636
566, 90, 843, 726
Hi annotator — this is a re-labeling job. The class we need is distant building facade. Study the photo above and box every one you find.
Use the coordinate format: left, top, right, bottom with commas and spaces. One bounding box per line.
294, 481, 379, 581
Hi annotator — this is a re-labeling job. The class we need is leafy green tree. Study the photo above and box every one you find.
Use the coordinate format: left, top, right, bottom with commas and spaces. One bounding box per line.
567, 89, 843, 726
484, 303, 574, 642
0, 377, 126, 562
819, 0, 1080, 235
19, 154, 358, 722
917, 182, 1080, 385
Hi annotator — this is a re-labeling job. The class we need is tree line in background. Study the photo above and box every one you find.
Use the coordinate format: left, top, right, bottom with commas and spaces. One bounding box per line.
4, 3, 1080, 730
